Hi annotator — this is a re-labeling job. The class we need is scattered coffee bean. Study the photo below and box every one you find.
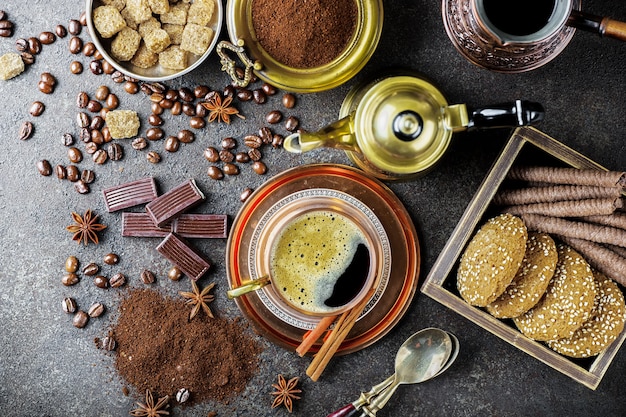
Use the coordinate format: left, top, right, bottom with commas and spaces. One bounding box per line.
207, 165, 224, 180
75, 180, 90, 194
94, 85, 109, 101
66, 165, 80, 182
141, 269, 156, 284
244, 134, 262, 149
89, 59, 103, 75
203, 147, 219, 162
65, 255, 79, 273
124, 81, 139, 94
148, 114, 163, 126
15, 38, 28, 52
55, 24, 67, 38
266, 110, 282, 124
88, 303, 105, 318
94, 275, 109, 289
168, 266, 182, 281
194, 85, 210, 98
164, 136, 180, 152
165, 89, 178, 101
69, 36, 82, 54
82, 41, 96, 57
150, 93, 164, 103
81, 169, 95, 184
221, 137, 236, 149
176, 388, 190, 404
38, 81, 53, 94
91, 130, 104, 145
30, 101, 45, 117
79, 11, 87, 26
261, 83, 277, 95
39, 31, 56, 45
151, 102, 163, 115
0, 19, 13, 37
68, 19, 81, 36
285, 116, 300, 132
102, 60, 115, 75
62, 273, 79, 286
82, 262, 99, 276
62, 297, 77, 314
272, 134, 284, 148
62, 133, 74, 146
109, 272, 126, 288
19, 121, 34, 141
102, 335, 117, 351
282, 93, 296, 109
107, 143, 123, 161
77, 112, 90, 128
223, 85, 235, 97
240, 187, 254, 202
177, 129, 195, 143
253, 89, 267, 104
93, 149, 108, 164
87, 99, 102, 113
146, 151, 161, 163
159, 98, 174, 109
76, 91, 89, 108
85, 142, 99, 154
237, 89, 253, 102
179, 87, 194, 102
219, 149, 234, 163
93, 50, 103, 61
70, 60, 83, 74
131, 137, 148, 150
259, 127, 273, 144
252, 160, 268, 175
146, 127, 164, 141
189, 116, 205, 129
55, 164, 67, 179
223, 163, 239, 176
90, 115, 105, 131
79, 127, 91, 142
235, 152, 250, 163
192, 103, 204, 117
102, 127, 112, 143
37, 159, 52, 176
20, 51, 35, 65
28, 37, 42, 54
248, 148, 262, 161
68, 147, 83, 163
170, 101, 182, 116
103, 253, 119, 265
73, 310, 89, 328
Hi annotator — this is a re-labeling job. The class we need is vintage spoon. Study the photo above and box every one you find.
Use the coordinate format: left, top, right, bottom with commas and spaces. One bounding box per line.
326, 328, 458, 417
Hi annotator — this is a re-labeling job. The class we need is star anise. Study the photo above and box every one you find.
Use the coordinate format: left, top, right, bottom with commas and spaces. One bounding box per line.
66, 209, 107, 245
271, 374, 302, 413
130, 389, 170, 417
200, 92, 245, 124
179, 281, 216, 321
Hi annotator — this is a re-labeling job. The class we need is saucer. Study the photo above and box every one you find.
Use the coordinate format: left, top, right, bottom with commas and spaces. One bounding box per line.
226, 164, 420, 355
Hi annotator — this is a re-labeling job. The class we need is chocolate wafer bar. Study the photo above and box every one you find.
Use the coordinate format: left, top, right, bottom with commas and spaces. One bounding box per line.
121, 212, 171, 237
172, 214, 228, 238
156, 233, 211, 281
145, 179, 205, 226
102, 177, 158, 212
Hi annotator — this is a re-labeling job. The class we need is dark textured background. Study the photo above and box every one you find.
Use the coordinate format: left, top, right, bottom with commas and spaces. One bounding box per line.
0, 1, 625, 416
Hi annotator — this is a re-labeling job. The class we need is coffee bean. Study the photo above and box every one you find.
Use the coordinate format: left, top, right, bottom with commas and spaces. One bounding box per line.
179, 87, 194, 102
203, 147, 219, 162
93, 86, 108, 102
107, 143, 123, 161
15, 38, 28, 52
182, 103, 197, 117
38, 80, 53, 94
223, 85, 235, 97
261, 83, 277, 95
252, 161, 268, 175
285, 116, 300, 132
73, 310, 89, 328
79, 11, 87, 26
259, 127, 273, 144
102, 60, 115, 74
40, 72, 56, 86
176, 388, 190, 404
150, 92, 164, 103
90, 115, 105, 131
28, 37, 42, 54
266, 110, 282, 124
77, 112, 90, 128
272, 134, 284, 148
79, 127, 91, 142
237, 89, 253, 102
168, 266, 182, 281
189, 116, 205, 129
82, 262, 99, 276
37, 159, 52, 176
39, 31, 56, 45
105, 94, 119, 110
20, 52, 35, 65
148, 114, 163, 126
90, 130, 104, 145
146, 127, 164, 141
170, 101, 182, 116
110, 272, 126, 288
159, 98, 174, 109
62, 297, 77, 314
164, 89, 178, 100
164, 136, 180, 152
69, 36, 82, 54
89, 59, 103, 75
70, 61, 83, 74
177, 129, 195, 144
103, 253, 119, 265
282, 93, 296, 109
88, 303, 105, 318
19, 121, 34, 140
194, 85, 210, 99
75, 180, 90, 194
207, 165, 224, 180
85, 142, 99, 154
68, 19, 81, 35
76, 91, 89, 108
66, 165, 80, 182
81, 169, 95, 184
55, 164, 67, 179
82, 42, 96, 57
102, 127, 112, 143
102, 335, 117, 351
94, 275, 109, 289
221, 137, 236, 149
65, 255, 79, 273
235, 152, 250, 163
248, 148, 262, 161
151, 102, 164, 115
86, 99, 102, 113
55, 24, 67, 38
62, 273, 79, 286
141, 269, 156, 284
124, 81, 139, 94
30, 101, 45, 117
244, 135, 262, 149
0, 20, 13, 37
253, 89, 267, 104
240, 187, 253, 202
223, 163, 239, 176
92, 149, 108, 164
131, 137, 148, 150
146, 151, 161, 163
219, 150, 234, 163
68, 147, 83, 163
61, 133, 74, 146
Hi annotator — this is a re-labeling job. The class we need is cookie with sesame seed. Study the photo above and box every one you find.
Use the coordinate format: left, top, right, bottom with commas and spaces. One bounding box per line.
457, 213, 528, 307
547, 271, 626, 358
485, 233, 558, 318
513, 244, 597, 341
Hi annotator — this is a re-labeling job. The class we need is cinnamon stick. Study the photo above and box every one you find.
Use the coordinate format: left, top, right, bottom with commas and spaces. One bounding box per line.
558, 236, 626, 287
579, 212, 626, 231
508, 166, 626, 188
295, 315, 338, 357
504, 197, 623, 218
493, 185, 623, 206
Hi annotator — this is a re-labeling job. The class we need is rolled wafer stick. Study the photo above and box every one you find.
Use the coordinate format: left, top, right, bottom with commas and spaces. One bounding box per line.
521, 213, 626, 248
493, 185, 624, 206
579, 212, 626, 231
504, 197, 623, 218
558, 236, 626, 287
508, 166, 626, 188
605, 244, 626, 259
295, 315, 338, 357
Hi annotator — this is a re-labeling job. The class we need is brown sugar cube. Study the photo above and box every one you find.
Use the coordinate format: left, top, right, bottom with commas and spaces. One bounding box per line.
148, 0, 170, 14
125, 0, 152, 24
111, 27, 141, 61
187, 0, 215, 26
101, 0, 126, 10
131, 42, 158, 68
0, 53, 25, 80
93, 5, 127, 38
138, 16, 161, 38
163, 24, 184, 45
180, 23, 214, 56
120, 7, 140, 30
158, 45, 188, 70
160, 2, 189, 25
106, 110, 140, 139
144, 28, 171, 54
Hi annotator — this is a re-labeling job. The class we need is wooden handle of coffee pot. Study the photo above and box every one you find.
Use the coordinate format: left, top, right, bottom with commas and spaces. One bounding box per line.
568, 10, 626, 42
600, 17, 626, 41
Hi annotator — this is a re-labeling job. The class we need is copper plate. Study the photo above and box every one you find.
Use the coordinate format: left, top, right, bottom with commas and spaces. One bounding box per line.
226, 164, 420, 354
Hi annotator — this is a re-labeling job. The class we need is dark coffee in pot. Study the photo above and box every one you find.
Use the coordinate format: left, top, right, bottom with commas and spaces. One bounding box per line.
483, 0, 558, 36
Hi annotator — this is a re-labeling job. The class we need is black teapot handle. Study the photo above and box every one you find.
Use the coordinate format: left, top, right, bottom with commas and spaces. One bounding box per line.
467, 100, 545, 130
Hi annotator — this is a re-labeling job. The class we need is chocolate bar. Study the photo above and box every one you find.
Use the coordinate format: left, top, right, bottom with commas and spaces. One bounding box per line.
102, 177, 158, 212
121, 212, 171, 237
156, 233, 211, 281
146, 179, 205, 226
172, 214, 228, 238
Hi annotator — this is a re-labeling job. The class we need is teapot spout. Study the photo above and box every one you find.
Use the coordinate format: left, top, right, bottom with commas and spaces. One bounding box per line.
283, 115, 358, 154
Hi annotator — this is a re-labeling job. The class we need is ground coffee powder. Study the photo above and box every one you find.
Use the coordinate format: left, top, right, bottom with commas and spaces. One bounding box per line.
112, 288, 263, 404
251, 0, 358, 69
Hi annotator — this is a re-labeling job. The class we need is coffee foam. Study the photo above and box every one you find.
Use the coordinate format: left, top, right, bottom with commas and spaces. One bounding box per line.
270, 210, 368, 314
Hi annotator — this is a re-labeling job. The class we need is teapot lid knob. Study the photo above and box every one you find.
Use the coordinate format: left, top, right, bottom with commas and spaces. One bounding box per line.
392, 110, 423, 142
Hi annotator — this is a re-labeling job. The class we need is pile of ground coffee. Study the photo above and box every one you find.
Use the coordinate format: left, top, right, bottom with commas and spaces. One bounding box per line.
251, 0, 358, 69
112, 288, 263, 404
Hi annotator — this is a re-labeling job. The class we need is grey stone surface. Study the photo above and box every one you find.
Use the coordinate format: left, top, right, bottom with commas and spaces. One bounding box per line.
0, 0, 625, 416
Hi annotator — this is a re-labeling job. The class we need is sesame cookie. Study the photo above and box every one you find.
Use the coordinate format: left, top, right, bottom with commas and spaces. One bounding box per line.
457, 213, 528, 307
547, 271, 626, 358
513, 244, 597, 341
485, 233, 557, 318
